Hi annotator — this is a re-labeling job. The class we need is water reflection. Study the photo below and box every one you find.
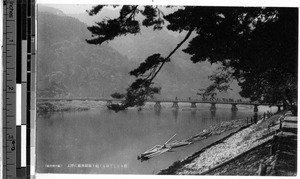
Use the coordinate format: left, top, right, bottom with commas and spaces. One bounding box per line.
154, 109, 161, 116
253, 112, 258, 123
190, 110, 196, 119
231, 111, 237, 119
210, 111, 216, 120
38, 112, 52, 119
172, 109, 178, 122
201, 112, 209, 125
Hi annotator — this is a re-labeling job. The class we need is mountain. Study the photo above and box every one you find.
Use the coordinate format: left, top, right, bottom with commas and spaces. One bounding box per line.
37, 5, 66, 16
37, 5, 243, 100
37, 9, 135, 98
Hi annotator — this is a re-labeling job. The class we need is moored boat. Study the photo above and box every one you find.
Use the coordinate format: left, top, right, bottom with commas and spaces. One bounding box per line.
140, 145, 164, 157
138, 134, 177, 160
165, 140, 192, 148
140, 147, 171, 159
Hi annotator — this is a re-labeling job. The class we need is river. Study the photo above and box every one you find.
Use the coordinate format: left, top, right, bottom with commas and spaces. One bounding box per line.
36, 103, 277, 174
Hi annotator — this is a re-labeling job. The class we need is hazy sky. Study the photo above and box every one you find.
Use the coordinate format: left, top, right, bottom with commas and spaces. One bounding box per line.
39, 4, 97, 14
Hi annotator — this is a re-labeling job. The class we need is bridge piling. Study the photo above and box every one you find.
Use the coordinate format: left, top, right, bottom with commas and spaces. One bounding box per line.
210, 103, 216, 111
154, 101, 161, 111
254, 104, 259, 113
172, 102, 179, 109
231, 104, 238, 111
191, 102, 197, 108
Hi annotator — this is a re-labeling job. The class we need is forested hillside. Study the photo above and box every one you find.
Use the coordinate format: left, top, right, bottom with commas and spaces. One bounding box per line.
38, 8, 134, 98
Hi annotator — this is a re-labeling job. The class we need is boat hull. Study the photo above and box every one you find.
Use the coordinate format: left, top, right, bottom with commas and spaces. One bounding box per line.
166, 141, 192, 148
139, 147, 171, 160
140, 145, 163, 157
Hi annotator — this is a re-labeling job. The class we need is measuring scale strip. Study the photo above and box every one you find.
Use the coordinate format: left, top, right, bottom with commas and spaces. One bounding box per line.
3, 0, 17, 178
3, 0, 36, 178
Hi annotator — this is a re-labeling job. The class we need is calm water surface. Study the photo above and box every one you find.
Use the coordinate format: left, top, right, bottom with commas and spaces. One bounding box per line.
37, 104, 276, 174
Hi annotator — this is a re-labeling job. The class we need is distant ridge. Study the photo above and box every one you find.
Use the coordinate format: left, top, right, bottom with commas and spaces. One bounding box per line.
38, 4, 66, 16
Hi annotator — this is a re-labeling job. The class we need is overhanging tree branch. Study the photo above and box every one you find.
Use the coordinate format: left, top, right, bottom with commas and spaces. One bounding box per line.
150, 28, 194, 81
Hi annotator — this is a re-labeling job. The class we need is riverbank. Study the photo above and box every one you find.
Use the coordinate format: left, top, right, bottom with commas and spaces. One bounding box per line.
159, 113, 286, 175
36, 100, 106, 114
203, 130, 297, 176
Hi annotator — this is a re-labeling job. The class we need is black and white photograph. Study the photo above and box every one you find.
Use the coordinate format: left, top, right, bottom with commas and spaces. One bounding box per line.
35, 0, 297, 177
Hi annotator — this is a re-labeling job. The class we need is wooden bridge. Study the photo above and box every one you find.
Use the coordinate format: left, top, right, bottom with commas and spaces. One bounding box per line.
37, 98, 283, 112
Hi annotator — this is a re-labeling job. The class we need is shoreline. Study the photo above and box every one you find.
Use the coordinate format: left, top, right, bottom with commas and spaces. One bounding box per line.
158, 123, 253, 174
159, 113, 283, 175
36, 100, 105, 114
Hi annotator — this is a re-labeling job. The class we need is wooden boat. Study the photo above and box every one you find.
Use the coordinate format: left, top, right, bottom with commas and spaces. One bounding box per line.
138, 134, 177, 160
140, 147, 171, 159
165, 140, 192, 148
187, 129, 213, 141
140, 145, 164, 158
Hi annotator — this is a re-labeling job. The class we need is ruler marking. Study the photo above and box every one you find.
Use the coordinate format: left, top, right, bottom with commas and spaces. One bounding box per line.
4, 0, 35, 178
2, 0, 16, 178
6, 91, 16, 94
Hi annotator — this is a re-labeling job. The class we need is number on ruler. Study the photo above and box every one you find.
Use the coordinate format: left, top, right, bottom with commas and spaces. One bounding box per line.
7, 86, 14, 91
11, 140, 15, 151
7, 134, 13, 140
7, 135, 15, 151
